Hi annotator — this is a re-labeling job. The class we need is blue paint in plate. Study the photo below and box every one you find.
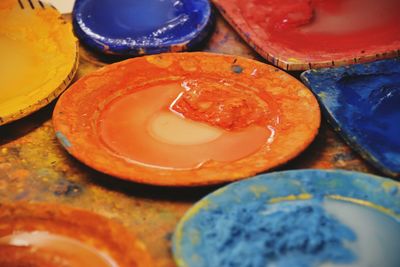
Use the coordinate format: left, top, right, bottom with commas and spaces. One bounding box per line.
301, 58, 400, 177
173, 170, 400, 267
73, 0, 213, 56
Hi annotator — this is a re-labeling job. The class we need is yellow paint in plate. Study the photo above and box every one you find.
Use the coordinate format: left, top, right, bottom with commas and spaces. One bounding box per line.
0, 0, 78, 125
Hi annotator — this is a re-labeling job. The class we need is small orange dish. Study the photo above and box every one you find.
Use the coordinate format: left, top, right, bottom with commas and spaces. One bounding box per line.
0, 0, 78, 125
53, 52, 320, 186
0, 202, 153, 267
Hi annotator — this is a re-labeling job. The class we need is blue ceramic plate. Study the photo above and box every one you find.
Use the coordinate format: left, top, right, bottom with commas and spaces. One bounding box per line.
173, 170, 400, 267
301, 59, 400, 177
73, 0, 213, 56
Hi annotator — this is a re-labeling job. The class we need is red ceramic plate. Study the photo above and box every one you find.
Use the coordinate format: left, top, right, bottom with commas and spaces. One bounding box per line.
0, 202, 153, 267
213, 0, 400, 70
53, 52, 320, 186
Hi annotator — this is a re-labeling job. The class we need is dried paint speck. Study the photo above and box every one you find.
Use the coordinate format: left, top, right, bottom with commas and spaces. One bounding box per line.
56, 131, 72, 148
231, 65, 243, 74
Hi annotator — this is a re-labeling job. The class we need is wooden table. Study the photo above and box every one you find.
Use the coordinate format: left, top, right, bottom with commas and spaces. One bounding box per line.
0, 12, 377, 267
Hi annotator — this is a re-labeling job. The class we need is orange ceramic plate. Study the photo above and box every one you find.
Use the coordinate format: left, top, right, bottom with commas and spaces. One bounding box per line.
53, 52, 320, 186
0, 0, 78, 126
0, 202, 154, 267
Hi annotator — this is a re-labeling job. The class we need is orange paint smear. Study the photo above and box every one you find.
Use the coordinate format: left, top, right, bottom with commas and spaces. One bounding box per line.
98, 82, 274, 170
171, 80, 277, 131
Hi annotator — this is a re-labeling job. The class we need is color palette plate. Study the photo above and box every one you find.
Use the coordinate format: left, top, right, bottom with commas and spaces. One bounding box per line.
73, 0, 213, 56
0, 0, 78, 126
0, 202, 153, 267
53, 52, 320, 186
213, 0, 400, 70
173, 170, 400, 267
302, 58, 400, 177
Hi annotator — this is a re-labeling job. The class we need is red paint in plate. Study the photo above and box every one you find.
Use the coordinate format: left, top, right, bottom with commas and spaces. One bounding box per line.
213, 0, 400, 70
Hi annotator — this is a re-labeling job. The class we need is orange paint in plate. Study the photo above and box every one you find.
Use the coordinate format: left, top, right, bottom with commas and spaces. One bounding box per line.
53, 53, 320, 186
99, 82, 272, 170
0, 203, 153, 267
0, 232, 117, 267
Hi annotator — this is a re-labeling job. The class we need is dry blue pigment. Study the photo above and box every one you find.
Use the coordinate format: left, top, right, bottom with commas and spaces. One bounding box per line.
196, 200, 357, 267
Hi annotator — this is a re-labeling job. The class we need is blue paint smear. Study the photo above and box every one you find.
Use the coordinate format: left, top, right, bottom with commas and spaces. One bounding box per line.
55, 131, 72, 148
195, 200, 356, 267
301, 58, 400, 176
73, 0, 212, 55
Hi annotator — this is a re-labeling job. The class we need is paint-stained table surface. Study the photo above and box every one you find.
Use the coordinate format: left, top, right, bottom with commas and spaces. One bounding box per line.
0, 13, 381, 267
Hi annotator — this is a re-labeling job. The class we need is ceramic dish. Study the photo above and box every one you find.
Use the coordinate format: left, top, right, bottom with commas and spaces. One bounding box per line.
0, 0, 78, 126
173, 170, 400, 267
73, 0, 213, 56
213, 0, 400, 70
53, 52, 320, 186
0, 202, 153, 267
301, 58, 400, 177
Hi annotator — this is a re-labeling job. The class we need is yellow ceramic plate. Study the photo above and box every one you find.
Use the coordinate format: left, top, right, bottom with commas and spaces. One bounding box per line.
0, 0, 78, 125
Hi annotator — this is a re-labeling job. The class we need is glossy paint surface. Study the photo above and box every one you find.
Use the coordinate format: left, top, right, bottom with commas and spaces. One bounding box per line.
53, 52, 320, 186
302, 58, 400, 177
0, 203, 154, 267
98, 82, 270, 170
0, 0, 78, 125
173, 170, 400, 267
213, 0, 400, 70
73, 0, 212, 55
0, 231, 118, 267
